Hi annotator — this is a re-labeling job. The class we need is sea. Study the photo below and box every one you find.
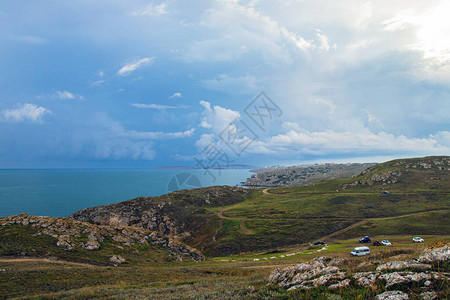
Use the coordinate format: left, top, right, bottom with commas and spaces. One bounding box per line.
0, 169, 252, 218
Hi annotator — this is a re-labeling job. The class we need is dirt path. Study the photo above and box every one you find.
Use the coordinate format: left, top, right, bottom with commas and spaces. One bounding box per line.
216, 207, 254, 235
318, 209, 448, 241
0, 258, 104, 268
243, 264, 286, 269
263, 188, 271, 195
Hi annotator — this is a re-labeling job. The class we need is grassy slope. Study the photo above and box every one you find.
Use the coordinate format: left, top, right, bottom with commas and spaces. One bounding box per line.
1, 235, 448, 299
0, 224, 173, 266
194, 156, 450, 255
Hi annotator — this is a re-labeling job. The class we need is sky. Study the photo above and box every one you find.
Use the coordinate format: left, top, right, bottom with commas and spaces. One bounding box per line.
0, 0, 449, 168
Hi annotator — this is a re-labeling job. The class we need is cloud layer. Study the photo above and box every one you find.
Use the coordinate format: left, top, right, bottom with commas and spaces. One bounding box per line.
0, 0, 449, 167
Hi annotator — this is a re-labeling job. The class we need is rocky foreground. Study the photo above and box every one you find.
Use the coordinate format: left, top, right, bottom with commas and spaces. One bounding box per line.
269, 243, 449, 299
0, 213, 204, 263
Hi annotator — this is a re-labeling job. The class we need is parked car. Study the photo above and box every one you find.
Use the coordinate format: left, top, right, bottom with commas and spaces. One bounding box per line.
373, 240, 382, 246
381, 190, 390, 194
351, 246, 370, 256
314, 241, 326, 245
413, 237, 424, 243
381, 240, 392, 246
359, 236, 371, 243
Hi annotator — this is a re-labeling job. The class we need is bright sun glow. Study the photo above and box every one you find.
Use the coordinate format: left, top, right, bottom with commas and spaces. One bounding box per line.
416, 1, 450, 61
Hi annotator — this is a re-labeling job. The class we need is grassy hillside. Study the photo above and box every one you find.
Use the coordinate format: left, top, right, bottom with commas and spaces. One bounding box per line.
198, 156, 450, 255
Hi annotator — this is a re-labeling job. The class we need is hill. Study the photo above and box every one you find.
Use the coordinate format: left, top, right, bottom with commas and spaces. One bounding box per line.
0, 213, 203, 266
244, 162, 376, 187
70, 156, 449, 256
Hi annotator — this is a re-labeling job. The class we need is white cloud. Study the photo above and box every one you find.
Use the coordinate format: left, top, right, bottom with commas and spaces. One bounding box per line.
182, 1, 316, 64
315, 29, 334, 51
195, 133, 214, 149
199, 100, 240, 133
133, 3, 168, 16
117, 57, 154, 76
380, 1, 450, 81
258, 129, 450, 156
128, 128, 195, 139
56, 90, 75, 99
169, 92, 182, 98
131, 103, 186, 110
2, 103, 51, 123
90, 80, 105, 87
54, 90, 84, 100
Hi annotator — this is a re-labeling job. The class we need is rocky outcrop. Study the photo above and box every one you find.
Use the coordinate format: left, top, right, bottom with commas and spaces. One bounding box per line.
376, 260, 432, 272
268, 257, 347, 290
418, 243, 449, 263
69, 186, 249, 242
110, 255, 126, 264
379, 271, 437, 288
269, 244, 450, 297
342, 170, 402, 189
0, 213, 204, 262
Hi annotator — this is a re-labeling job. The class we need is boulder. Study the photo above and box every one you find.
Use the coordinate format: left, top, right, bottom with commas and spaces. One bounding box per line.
420, 291, 437, 300
376, 261, 431, 272
375, 290, 409, 300
418, 245, 449, 263
353, 272, 377, 287
269, 260, 346, 290
379, 272, 431, 288
83, 240, 100, 250
328, 278, 351, 289
56, 235, 74, 250
110, 255, 126, 264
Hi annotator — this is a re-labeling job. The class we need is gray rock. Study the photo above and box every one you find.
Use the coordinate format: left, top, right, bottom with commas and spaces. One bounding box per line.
83, 240, 100, 250
110, 255, 126, 264
377, 261, 431, 272
328, 278, 351, 289
375, 290, 409, 300
270, 260, 346, 290
56, 235, 74, 250
379, 272, 431, 288
418, 245, 449, 263
420, 291, 437, 300
354, 272, 377, 287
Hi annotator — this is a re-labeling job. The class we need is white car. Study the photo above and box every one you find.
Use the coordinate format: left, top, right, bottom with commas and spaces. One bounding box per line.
351, 246, 370, 256
381, 240, 392, 246
412, 237, 424, 243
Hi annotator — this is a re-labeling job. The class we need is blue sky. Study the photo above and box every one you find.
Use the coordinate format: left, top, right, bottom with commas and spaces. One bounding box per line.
0, 0, 449, 168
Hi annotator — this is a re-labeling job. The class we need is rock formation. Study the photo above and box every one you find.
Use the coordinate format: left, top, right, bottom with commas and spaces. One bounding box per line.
0, 213, 204, 262
269, 243, 449, 298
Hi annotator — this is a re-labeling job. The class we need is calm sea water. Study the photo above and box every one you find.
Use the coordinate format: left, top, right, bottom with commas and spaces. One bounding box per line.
0, 169, 252, 218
